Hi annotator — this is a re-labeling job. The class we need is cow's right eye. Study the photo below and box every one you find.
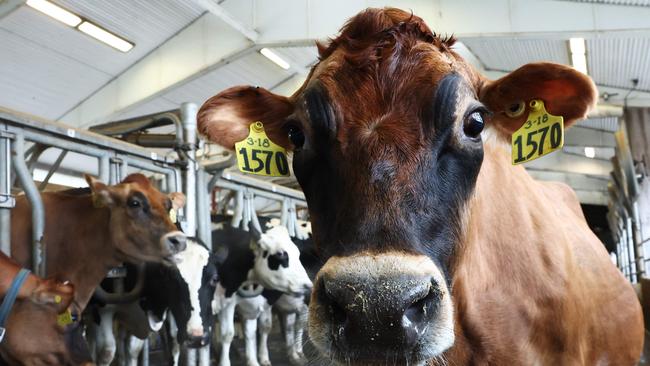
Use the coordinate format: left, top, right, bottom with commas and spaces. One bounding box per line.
127, 199, 141, 208
287, 125, 305, 149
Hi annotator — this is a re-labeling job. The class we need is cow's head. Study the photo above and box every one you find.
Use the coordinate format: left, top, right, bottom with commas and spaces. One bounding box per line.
85, 173, 187, 265
249, 224, 312, 295
198, 8, 596, 365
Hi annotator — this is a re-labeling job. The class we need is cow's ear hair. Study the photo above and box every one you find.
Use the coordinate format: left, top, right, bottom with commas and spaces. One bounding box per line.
198, 86, 294, 150
479, 62, 597, 139
85, 174, 114, 207
169, 192, 186, 210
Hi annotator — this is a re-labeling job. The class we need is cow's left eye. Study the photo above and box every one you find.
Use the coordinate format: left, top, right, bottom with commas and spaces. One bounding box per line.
209, 274, 218, 286
463, 111, 484, 139
127, 199, 141, 208
287, 125, 305, 149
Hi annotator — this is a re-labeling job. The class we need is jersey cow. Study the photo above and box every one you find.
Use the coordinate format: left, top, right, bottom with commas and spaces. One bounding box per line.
198, 7, 644, 366
7, 173, 187, 365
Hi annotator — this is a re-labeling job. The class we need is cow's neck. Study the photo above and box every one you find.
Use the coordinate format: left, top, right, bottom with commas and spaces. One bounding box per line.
448, 141, 573, 362
42, 194, 121, 307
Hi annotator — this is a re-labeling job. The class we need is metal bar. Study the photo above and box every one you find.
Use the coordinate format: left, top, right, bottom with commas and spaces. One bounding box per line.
181, 103, 198, 236
141, 338, 149, 366
99, 155, 110, 183
221, 171, 306, 201
0, 108, 165, 160
11, 133, 45, 276
38, 149, 68, 191
215, 180, 307, 207
0, 127, 13, 255
196, 169, 210, 247
631, 201, 645, 279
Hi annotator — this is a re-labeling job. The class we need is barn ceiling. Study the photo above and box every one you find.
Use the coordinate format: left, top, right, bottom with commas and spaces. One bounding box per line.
2, 0, 650, 205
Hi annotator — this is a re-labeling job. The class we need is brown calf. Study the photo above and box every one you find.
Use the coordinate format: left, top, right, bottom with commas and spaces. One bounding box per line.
198, 8, 643, 366
3, 173, 186, 365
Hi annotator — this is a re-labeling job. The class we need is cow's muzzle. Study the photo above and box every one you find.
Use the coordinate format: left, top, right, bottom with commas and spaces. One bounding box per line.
308, 252, 455, 365
161, 231, 187, 254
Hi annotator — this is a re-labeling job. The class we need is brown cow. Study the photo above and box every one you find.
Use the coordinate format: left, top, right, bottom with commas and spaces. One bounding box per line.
0, 251, 73, 313
198, 8, 644, 366
3, 173, 187, 365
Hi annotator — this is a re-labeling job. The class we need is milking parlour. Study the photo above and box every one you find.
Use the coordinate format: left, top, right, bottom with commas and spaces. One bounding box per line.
0, 1, 649, 365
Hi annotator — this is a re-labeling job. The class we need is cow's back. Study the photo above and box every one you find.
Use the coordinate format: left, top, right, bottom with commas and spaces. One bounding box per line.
450, 144, 643, 365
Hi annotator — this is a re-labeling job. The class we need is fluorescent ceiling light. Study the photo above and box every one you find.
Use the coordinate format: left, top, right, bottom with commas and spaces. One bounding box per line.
26, 0, 81, 27
569, 37, 588, 74
78, 21, 133, 52
569, 38, 586, 55
584, 146, 595, 158
260, 48, 290, 70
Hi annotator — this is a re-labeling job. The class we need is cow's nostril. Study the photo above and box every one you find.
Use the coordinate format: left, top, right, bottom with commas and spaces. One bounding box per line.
404, 281, 440, 327
167, 234, 187, 252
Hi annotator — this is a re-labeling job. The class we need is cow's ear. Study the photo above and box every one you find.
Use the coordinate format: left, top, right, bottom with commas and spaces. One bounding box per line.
479, 62, 597, 138
198, 86, 294, 149
84, 174, 113, 207
168, 192, 186, 210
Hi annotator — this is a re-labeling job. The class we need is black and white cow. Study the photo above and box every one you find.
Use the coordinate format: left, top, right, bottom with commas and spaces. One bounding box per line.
88, 238, 221, 365
211, 220, 312, 366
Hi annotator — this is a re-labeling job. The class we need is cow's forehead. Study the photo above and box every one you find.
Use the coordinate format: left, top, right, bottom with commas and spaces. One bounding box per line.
260, 226, 299, 253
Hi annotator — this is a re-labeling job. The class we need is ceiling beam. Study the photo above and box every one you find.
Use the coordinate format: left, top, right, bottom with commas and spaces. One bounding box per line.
525, 150, 612, 177
189, 0, 258, 42
526, 168, 608, 205
250, 0, 650, 44
0, 0, 23, 21
58, 13, 254, 127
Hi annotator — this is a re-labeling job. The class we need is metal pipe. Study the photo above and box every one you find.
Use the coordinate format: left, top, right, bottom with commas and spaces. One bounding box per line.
0, 128, 13, 255
196, 169, 210, 247
181, 103, 198, 236
124, 133, 178, 148
221, 171, 305, 200
141, 339, 149, 366
631, 201, 645, 279
38, 149, 68, 191
215, 180, 307, 207
11, 133, 45, 276
99, 155, 110, 183
92, 263, 146, 304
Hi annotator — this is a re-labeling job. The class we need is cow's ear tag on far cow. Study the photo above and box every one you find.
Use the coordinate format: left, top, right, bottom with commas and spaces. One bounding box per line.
169, 208, 177, 223
57, 309, 73, 327
511, 99, 564, 165
235, 122, 290, 177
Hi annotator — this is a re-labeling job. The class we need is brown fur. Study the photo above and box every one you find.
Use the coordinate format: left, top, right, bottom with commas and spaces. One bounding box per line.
0, 252, 73, 313
4, 173, 185, 365
198, 7, 643, 365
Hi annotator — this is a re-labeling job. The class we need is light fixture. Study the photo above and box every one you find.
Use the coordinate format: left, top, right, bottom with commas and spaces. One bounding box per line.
26, 0, 81, 27
260, 48, 290, 70
584, 146, 595, 158
569, 37, 588, 74
25, 0, 133, 52
78, 21, 133, 52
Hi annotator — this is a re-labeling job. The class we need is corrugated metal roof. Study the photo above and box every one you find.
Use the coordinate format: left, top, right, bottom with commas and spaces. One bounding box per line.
0, 1, 203, 120
587, 37, 650, 91
576, 116, 619, 132
0, 26, 111, 119
462, 38, 570, 71
558, 0, 650, 6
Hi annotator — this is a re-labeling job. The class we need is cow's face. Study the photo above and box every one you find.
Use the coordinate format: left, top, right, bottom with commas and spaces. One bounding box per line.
173, 239, 219, 347
249, 225, 312, 295
85, 174, 187, 265
198, 8, 596, 365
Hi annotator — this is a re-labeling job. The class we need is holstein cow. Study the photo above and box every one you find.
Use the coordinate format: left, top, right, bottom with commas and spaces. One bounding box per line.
6, 173, 187, 365
87, 238, 220, 366
212, 222, 312, 366
198, 8, 644, 366
0, 251, 74, 313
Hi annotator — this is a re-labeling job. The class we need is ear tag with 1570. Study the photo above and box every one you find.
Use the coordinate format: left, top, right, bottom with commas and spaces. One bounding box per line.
511, 99, 564, 165
235, 122, 290, 177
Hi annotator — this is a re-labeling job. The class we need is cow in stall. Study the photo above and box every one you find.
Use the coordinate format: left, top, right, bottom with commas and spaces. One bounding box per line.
0, 251, 74, 314
211, 219, 312, 366
198, 7, 644, 366
5, 173, 187, 365
86, 237, 222, 366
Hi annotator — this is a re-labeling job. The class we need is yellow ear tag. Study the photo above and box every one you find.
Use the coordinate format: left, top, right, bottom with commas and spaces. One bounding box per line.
169, 208, 177, 223
234, 122, 290, 177
511, 99, 564, 165
57, 309, 73, 327
92, 194, 105, 208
